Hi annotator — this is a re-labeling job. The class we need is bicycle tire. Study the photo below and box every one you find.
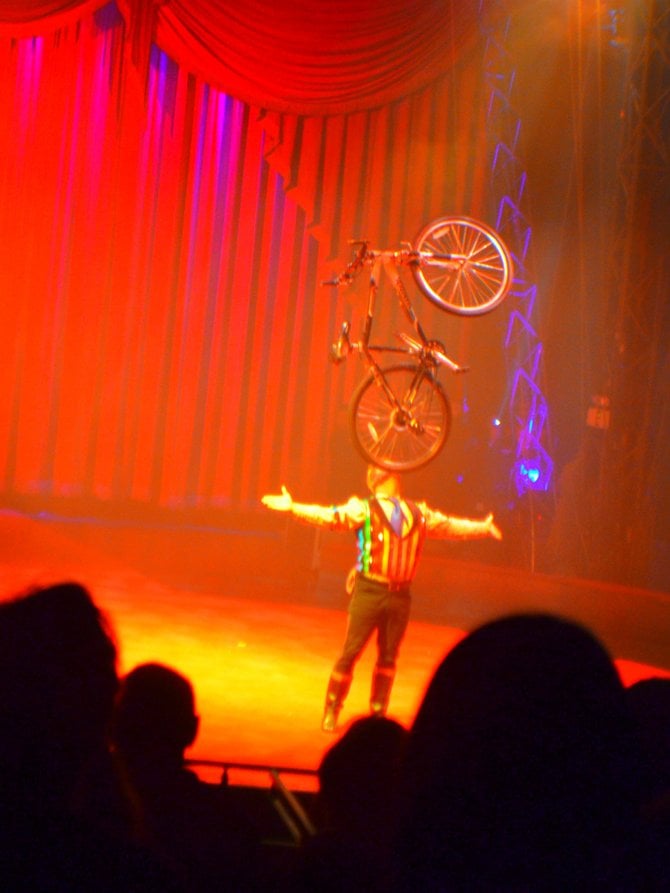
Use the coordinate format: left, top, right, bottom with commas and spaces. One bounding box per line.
349, 364, 451, 472
411, 216, 513, 315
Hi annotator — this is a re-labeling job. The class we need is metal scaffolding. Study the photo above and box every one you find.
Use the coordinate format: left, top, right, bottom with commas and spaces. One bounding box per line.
596, 0, 670, 585
479, 2, 554, 570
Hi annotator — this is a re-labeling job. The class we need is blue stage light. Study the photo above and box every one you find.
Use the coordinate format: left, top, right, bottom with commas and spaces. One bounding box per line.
513, 458, 551, 494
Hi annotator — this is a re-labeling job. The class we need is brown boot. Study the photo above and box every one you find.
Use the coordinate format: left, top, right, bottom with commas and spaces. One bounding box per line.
321, 672, 352, 732
370, 666, 395, 716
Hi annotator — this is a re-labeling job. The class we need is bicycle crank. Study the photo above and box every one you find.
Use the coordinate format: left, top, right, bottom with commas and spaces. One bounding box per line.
329, 321, 352, 364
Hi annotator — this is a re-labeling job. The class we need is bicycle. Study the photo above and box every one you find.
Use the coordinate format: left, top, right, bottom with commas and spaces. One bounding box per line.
324, 216, 513, 472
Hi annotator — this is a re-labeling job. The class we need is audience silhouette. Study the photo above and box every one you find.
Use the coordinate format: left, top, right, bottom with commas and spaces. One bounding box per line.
111, 661, 262, 892
2, 579, 664, 892
0, 581, 171, 891
627, 676, 670, 890
393, 613, 645, 892
300, 714, 409, 893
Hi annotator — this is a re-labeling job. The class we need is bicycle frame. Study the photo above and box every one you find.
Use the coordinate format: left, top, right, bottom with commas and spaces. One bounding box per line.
325, 217, 511, 471
332, 247, 464, 382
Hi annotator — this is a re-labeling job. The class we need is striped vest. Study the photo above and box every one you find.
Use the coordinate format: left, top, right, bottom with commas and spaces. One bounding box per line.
356, 497, 426, 583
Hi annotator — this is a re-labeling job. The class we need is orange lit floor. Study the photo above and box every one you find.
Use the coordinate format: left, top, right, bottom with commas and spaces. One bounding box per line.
2, 509, 669, 775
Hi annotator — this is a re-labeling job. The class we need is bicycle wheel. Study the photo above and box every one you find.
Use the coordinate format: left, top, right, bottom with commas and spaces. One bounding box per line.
412, 216, 513, 315
349, 364, 451, 472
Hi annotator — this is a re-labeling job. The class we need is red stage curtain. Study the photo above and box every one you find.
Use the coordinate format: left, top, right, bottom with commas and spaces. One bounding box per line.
116, 0, 481, 114
0, 4, 493, 514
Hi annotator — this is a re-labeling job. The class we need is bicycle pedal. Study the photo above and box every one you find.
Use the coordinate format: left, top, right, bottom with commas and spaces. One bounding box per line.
329, 344, 346, 364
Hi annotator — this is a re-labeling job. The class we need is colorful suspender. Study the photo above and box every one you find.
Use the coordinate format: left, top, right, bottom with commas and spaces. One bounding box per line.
356, 498, 372, 574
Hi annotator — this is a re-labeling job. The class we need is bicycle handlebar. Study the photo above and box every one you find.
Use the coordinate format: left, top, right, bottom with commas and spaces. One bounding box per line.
322, 243, 429, 289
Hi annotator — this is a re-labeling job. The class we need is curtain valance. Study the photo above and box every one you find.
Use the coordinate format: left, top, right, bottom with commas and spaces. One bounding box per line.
0, 0, 105, 35
1, 0, 479, 114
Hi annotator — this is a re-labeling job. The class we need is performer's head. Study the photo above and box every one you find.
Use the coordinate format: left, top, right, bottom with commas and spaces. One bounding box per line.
366, 464, 401, 496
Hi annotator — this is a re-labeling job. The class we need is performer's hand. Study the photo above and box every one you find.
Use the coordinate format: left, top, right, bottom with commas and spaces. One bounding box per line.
261, 485, 293, 513
485, 512, 502, 540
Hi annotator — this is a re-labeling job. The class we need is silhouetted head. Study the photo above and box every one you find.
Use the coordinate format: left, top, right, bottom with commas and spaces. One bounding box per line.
319, 715, 408, 834
0, 581, 118, 792
396, 612, 641, 890
112, 662, 199, 762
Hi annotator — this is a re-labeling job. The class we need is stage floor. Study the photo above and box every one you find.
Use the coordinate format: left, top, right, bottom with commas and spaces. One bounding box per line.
2, 509, 669, 775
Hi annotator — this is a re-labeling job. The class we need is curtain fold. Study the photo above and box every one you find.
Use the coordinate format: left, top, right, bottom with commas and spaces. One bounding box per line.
117, 0, 480, 114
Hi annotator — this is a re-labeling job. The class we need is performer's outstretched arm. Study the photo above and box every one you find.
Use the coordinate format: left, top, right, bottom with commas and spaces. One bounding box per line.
420, 504, 503, 541
261, 485, 294, 513
262, 486, 364, 529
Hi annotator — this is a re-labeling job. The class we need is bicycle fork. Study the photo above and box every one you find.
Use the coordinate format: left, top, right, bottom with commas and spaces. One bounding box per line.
330, 320, 416, 427
330, 254, 380, 364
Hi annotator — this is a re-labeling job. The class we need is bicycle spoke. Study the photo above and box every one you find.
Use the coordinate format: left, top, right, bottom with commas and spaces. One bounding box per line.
412, 217, 512, 315
362, 416, 396, 448
431, 227, 503, 308
366, 424, 401, 460
404, 392, 444, 431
